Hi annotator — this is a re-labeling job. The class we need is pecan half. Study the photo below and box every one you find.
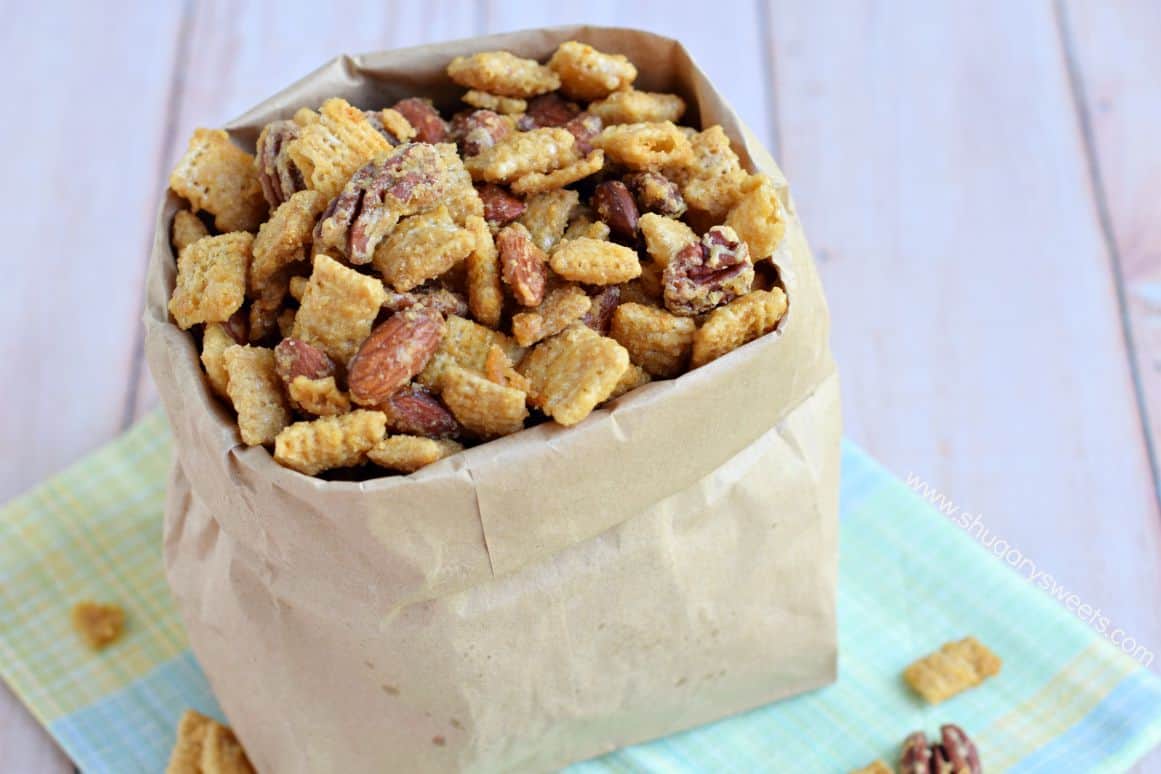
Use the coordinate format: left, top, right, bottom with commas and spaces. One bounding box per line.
274, 338, 335, 383
382, 285, 469, 318
518, 93, 581, 129
899, 725, 981, 774
496, 223, 548, 307
256, 119, 306, 208
662, 225, 753, 316
581, 285, 621, 335
564, 112, 603, 155
377, 384, 460, 439
315, 143, 452, 264
592, 180, 639, 239
625, 171, 686, 217
477, 183, 526, 226
392, 97, 449, 143
348, 307, 446, 406
450, 109, 512, 157
900, 732, 933, 774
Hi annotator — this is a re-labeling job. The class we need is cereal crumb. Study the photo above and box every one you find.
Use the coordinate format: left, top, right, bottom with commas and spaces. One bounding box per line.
71, 601, 125, 650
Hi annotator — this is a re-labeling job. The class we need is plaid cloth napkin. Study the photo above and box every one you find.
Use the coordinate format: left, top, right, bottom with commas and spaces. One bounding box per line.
1, 412, 1159, 773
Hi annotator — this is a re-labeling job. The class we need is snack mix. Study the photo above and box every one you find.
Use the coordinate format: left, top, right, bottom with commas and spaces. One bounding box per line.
168, 41, 790, 477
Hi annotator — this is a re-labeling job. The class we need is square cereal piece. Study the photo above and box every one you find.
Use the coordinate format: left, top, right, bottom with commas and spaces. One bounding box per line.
464, 127, 576, 183
286, 98, 393, 201
224, 345, 290, 445
903, 636, 1002, 704
610, 302, 697, 378
368, 435, 463, 473
672, 125, 749, 218
462, 89, 527, 115
519, 324, 630, 426
201, 721, 256, 774
292, 254, 388, 365
250, 190, 327, 292
273, 410, 387, 476
172, 209, 210, 255
201, 322, 239, 397
547, 41, 637, 101
593, 122, 693, 171
607, 362, 651, 400
850, 762, 893, 774
484, 343, 531, 393
690, 288, 787, 368
447, 51, 560, 98
418, 315, 524, 388
169, 232, 252, 330
589, 89, 686, 125
511, 150, 605, 195
288, 375, 350, 416
439, 363, 528, 439
519, 188, 579, 253
550, 237, 642, 285
639, 212, 697, 267
512, 285, 592, 347
169, 129, 266, 233
167, 710, 212, 774
71, 601, 125, 650
372, 205, 476, 292
464, 215, 504, 327
726, 174, 787, 260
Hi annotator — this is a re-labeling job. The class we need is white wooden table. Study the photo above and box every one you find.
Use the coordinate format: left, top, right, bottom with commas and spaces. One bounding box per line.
3, 1, 1159, 770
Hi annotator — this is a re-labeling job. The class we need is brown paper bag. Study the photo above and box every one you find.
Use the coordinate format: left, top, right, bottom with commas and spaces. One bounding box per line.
144, 25, 841, 773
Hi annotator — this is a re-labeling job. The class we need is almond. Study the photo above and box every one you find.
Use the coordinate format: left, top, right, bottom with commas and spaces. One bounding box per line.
348, 308, 445, 406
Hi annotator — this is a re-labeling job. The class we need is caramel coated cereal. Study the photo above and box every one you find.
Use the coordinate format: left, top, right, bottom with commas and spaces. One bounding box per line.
71, 601, 125, 650
638, 212, 697, 267
286, 98, 392, 200
292, 255, 388, 365
519, 188, 579, 252
169, 232, 253, 329
200, 322, 237, 397
170, 129, 266, 233
690, 288, 787, 368
462, 89, 527, 115
726, 174, 786, 260
440, 364, 529, 438
511, 149, 604, 195
250, 190, 327, 293
288, 375, 350, 416
589, 89, 686, 125
610, 302, 697, 378
464, 215, 504, 327
373, 205, 475, 292
465, 127, 576, 183
512, 285, 592, 347
548, 41, 637, 101
674, 125, 749, 217
224, 345, 290, 445
172, 210, 209, 255
273, 410, 386, 475
593, 122, 693, 170
607, 362, 652, 400
418, 314, 524, 388
519, 324, 630, 426
550, 238, 642, 285
368, 435, 463, 473
447, 51, 561, 98
903, 636, 1003, 704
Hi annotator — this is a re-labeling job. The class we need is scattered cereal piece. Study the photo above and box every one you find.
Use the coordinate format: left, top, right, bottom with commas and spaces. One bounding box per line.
593, 122, 693, 171
512, 285, 593, 347
519, 188, 579, 253
511, 149, 605, 195
849, 761, 893, 774
170, 129, 266, 233
223, 345, 290, 445
903, 636, 1003, 704
589, 89, 686, 125
250, 190, 327, 293
519, 324, 630, 426
166, 709, 256, 774
368, 435, 463, 473
169, 232, 253, 329
464, 215, 504, 327
447, 51, 561, 98
462, 89, 527, 115
464, 127, 576, 183
607, 362, 652, 400
201, 323, 237, 397
548, 41, 637, 101
672, 125, 749, 217
418, 315, 524, 388
497, 223, 549, 307
550, 237, 642, 285
288, 376, 350, 416
691, 288, 787, 367
373, 205, 476, 292
440, 363, 528, 438
286, 98, 393, 201
610, 302, 697, 378
172, 210, 210, 255
726, 175, 786, 260
638, 212, 698, 267
292, 254, 388, 365
273, 410, 387, 475
71, 601, 124, 650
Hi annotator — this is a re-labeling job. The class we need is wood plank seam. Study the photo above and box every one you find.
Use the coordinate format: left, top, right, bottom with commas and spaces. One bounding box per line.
1053, 0, 1161, 512
754, 0, 782, 159
120, 0, 198, 432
